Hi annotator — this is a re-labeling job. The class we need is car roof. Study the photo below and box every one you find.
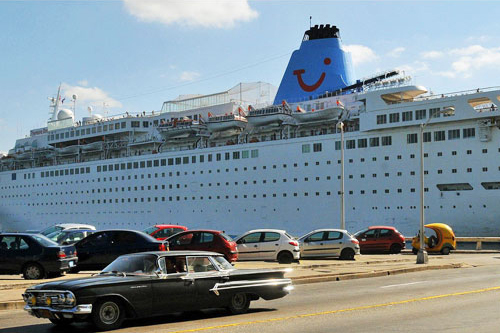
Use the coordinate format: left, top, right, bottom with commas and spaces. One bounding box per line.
368, 226, 397, 230
0, 233, 36, 237
54, 223, 96, 229
173, 229, 222, 234
154, 225, 187, 229
124, 250, 223, 257
243, 229, 288, 233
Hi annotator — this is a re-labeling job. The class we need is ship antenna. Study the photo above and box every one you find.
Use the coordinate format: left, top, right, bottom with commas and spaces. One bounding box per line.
49, 83, 62, 121
309, 16, 312, 28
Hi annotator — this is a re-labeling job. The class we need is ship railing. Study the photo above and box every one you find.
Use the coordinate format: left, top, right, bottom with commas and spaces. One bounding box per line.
405, 236, 500, 250
414, 86, 500, 102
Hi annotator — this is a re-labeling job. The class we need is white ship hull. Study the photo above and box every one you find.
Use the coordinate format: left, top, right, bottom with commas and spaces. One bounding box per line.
2, 120, 500, 237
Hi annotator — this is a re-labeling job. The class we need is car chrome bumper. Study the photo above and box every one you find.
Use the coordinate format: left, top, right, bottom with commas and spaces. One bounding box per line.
24, 304, 92, 316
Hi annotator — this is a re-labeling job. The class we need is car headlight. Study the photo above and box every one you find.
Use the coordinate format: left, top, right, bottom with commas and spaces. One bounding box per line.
30, 295, 37, 305
45, 296, 52, 306
57, 293, 66, 303
64, 293, 75, 305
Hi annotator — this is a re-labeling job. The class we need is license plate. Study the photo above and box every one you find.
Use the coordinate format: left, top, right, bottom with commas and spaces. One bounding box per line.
37, 309, 53, 319
69, 261, 75, 268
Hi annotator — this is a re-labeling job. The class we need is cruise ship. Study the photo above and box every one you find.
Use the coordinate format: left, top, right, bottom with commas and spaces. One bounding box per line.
1, 24, 499, 236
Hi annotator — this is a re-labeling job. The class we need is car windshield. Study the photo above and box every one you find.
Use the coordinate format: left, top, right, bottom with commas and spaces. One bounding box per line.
354, 229, 368, 237
212, 256, 234, 270
143, 226, 159, 235
32, 234, 59, 247
40, 226, 63, 236
102, 254, 157, 275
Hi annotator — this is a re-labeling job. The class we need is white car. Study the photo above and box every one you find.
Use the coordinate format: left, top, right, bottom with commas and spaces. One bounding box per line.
298, 229, 360, 260
39, 223, 96, 236
234, 229, 300, 263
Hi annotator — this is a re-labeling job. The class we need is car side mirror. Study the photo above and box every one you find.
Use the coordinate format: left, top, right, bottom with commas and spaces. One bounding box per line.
237, 239, 245, 244
303, 238, 309, 243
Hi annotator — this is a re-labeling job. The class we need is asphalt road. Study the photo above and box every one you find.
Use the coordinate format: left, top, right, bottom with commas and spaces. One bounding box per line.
1, 263, 500, 333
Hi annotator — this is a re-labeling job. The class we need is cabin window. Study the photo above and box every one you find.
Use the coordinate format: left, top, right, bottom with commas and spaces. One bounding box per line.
382, 136, 392, 146
313, 143, 322, 152
402, 111, 413, 121
434, 131, 445, 141
335, 141, 341, 150
448, 129, 460, 140
463, 128, 475, 138
346, 140, 355, 149
407, 133, 418, 144
389, 113, 399, 123
376, 115, 387, 124
430, 107, 441, 118
416, 109, 426, 120
131, 121, 140, 128
358, 138, 367, 148
251, 149, 259, 158
481, 182, 500, 190
370, 137, 379, 147
302, 144, 311, 153
437, 183, 473, 191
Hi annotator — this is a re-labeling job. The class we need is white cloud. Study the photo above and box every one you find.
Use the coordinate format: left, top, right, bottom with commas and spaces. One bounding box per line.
179, 71, 201, 82
343, 44, 377, 65
77, 80, 88, 87
122, 0, 258, 28
388, 47, 405, 58
449, 44, 486, 56
421, 51, 444, 59
396, 61, 429, 74
448, 45, 500, 77
61, 83, 122, 109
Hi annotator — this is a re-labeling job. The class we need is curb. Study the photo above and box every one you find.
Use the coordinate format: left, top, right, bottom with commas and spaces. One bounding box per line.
291, 263, 463, 285
0, 301, 25, 311
0, 263, 464, 311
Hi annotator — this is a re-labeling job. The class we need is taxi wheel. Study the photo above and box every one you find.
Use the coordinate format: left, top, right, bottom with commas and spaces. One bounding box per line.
390, 243, 402, 254
228, 293, 250, 314
23, 263, 45, 280
92, 299, 125, 331
441, 247, 451, 255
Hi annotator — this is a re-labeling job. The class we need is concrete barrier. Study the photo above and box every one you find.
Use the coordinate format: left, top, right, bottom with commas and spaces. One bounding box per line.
405, 237, 500, 250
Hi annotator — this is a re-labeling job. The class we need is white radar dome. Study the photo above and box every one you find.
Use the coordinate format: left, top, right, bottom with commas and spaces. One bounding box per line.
57, 108, 74, 120
91, 114, 103, 120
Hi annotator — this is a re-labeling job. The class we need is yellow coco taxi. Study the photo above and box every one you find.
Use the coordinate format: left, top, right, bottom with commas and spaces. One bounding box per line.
412, 223, 456, 255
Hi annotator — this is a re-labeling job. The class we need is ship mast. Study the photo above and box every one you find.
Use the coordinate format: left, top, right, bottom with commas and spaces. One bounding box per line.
49, 84, 62, 121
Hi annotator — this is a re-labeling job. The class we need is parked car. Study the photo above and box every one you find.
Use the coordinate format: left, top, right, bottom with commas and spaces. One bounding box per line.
412, 223, 456, 255
166, 230, 238, 262
23, 251, 292, 330
0, 233, 78, 279
234, 229, 300, 263
143, 224, 187, 240
298, 229, 360, 260
38, 223, 96, 237
354, 226, 406, 254
46, 229, 95, 245
72, 230, 166, 271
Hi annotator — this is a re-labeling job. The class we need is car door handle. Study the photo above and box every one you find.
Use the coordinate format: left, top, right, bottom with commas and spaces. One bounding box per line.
221, 276, 230, 282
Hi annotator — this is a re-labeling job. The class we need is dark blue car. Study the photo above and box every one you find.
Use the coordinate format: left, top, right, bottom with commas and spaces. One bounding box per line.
0, 233, 78, 279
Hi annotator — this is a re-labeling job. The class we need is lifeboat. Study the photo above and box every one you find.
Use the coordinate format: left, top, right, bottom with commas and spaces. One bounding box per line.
81, 141, 103, 152
157, 118, 207, 140
291, 106, 343, 123
206, 113, 247, 132
245, 102, 293, 126
57, 145, 80, 155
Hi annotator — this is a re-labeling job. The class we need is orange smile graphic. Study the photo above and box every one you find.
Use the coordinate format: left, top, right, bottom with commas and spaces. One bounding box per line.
293, 57, 331, 92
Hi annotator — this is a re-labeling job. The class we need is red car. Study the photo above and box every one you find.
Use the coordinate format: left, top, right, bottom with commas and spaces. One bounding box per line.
354, 226, 406, 254
166, 230, 238, 262
143, 225, 188, 241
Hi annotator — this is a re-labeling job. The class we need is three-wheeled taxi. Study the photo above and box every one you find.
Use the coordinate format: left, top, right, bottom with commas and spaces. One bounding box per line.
411, 223, 456, 255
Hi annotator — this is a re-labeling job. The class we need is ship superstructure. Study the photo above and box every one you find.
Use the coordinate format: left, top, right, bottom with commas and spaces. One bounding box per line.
1, 25, 500, 236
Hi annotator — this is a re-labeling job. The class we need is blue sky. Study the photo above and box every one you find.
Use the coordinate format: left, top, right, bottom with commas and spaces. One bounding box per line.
1, 0, 500, 153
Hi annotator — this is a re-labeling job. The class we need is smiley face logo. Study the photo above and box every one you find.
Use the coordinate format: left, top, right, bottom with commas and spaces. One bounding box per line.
293, 57, 331, 92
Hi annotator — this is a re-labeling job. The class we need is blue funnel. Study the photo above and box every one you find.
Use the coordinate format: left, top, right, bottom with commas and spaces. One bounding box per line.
273, 24, 354, 105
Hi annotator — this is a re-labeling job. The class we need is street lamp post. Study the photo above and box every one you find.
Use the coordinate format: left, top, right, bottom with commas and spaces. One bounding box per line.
416, 122, 428, 264
338, 121, 345, 230
416, 108, 454, 264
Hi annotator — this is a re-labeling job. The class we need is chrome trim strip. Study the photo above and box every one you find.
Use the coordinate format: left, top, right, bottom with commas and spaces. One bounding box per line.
24, 304, 92, 315
210, 278, 292, 295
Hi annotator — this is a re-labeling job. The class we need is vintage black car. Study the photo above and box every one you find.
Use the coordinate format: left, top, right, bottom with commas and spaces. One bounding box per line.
0, 233, 78, 279
23, 251, 292, 331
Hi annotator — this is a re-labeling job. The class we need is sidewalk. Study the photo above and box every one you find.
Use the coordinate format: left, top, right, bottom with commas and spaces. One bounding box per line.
1, 253, 498, 311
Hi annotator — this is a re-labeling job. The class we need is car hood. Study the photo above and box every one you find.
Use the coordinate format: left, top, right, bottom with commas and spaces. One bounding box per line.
28, 275, 152, 291
224, 268, 288, 280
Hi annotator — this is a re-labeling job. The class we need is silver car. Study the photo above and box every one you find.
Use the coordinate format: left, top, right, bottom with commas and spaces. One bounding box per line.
298, 229, 360, 260
235, 229, 300, 263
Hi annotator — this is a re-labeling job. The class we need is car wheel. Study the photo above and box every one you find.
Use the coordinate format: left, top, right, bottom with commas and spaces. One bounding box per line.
49, 317, 73, 326
340, 248, 355, 260
390, 243, 402, 254
441, 247, 451, 255
23, 263, 45, 280
412, 248, 418, 255
277, 251, 293, 264
69, 267, 80, 274
227, 292, 250, 314
92, 299, 125, 331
